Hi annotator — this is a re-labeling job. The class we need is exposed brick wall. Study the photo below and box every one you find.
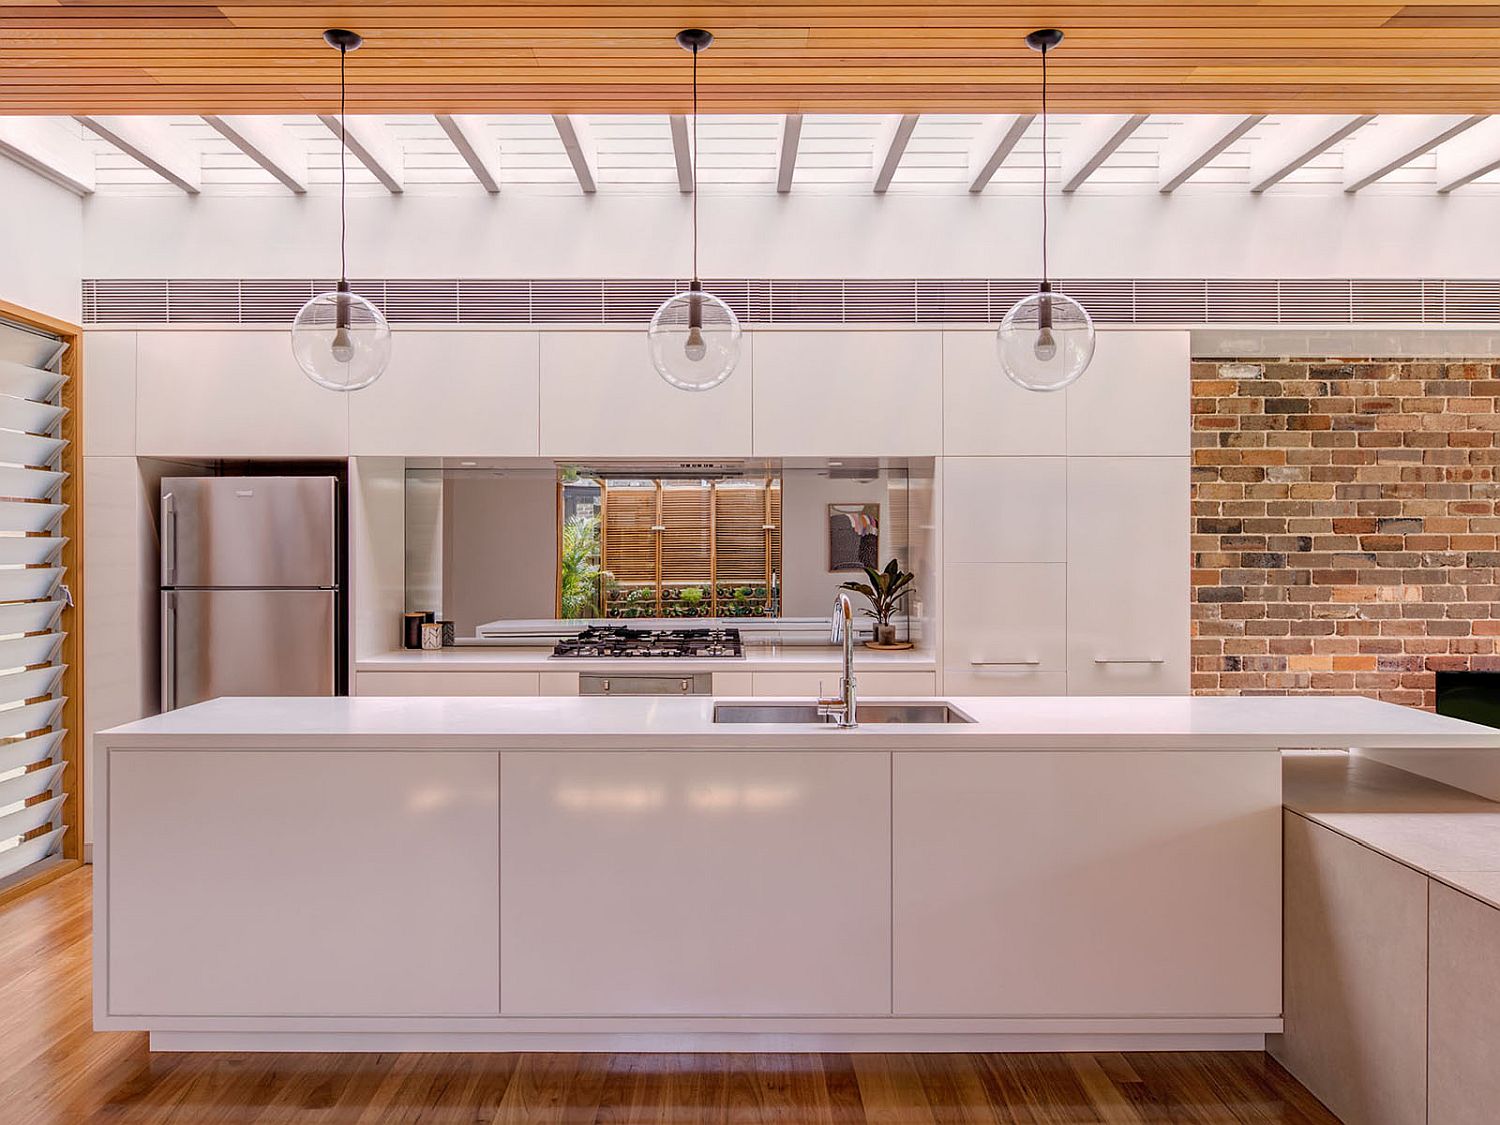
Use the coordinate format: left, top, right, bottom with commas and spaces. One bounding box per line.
1191, 358, 1500, 709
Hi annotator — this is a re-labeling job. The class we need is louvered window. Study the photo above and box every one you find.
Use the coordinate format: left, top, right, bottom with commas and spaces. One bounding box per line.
0, 321, 71, 886
591, 477, 782, 618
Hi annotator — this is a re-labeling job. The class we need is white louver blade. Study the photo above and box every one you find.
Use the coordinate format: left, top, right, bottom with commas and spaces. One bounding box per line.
0, 599, 65, 635
0, 698, 64, 741
0, 395, 64, 435
0, 664, 66, 703
0, 793, 63, 841
0, 762, 64, 809
0, 430, 65, 467
0, 567, 63, 600
0, 632, 64, 670
0, 536, 65, 565
0, 825, 64, 881
0, 467, 65, 501
0, 502, 64, 533
0, 360, 65, 402
0, 730, 63, 775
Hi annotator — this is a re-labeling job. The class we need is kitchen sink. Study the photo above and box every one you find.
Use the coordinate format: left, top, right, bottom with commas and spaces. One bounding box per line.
712, 701, 975, 725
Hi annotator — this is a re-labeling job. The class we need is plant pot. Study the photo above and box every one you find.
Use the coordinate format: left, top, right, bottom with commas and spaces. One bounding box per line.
873, 623, 897, 646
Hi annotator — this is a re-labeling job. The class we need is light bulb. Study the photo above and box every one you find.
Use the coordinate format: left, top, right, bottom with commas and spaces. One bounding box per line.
330, 326, 355, 363
683, 326, 707, 362
1033, 327, 1057, 362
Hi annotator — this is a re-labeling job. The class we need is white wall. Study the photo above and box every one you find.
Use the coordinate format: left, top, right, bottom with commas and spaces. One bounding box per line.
80, 191, 1500, 281
0, 159, 81, 321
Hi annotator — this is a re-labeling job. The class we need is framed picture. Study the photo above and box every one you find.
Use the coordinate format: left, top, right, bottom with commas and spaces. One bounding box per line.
828, 503, 879, 572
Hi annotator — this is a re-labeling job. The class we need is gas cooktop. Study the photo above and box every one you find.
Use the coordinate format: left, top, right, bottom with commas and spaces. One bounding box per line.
552, 626, 743, 659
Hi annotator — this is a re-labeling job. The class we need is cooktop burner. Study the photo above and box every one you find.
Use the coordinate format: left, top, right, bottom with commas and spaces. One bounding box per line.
552, 626, 743, 659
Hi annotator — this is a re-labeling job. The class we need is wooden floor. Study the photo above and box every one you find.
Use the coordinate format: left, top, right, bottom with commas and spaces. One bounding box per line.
1, 868, 1342, 1125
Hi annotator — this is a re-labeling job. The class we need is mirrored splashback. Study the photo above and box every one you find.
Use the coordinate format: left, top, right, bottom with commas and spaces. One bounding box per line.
403, 458, 923, 644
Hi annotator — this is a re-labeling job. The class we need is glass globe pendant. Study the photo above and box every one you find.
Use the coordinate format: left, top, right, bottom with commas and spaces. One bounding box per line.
292, 28, 391, 393
648, 29, 741, 392
997, 29, 1095, 393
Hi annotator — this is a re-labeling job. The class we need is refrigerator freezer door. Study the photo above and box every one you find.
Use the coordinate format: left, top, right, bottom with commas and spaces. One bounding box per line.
162, 476, 337, 588
163, 589, 336, 710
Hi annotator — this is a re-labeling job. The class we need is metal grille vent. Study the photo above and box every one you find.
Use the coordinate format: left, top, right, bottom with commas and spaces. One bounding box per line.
81, 278, 1500, 327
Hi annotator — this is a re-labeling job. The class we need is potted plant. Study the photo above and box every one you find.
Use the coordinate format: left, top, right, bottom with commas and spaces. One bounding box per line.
839, 558, 915, 648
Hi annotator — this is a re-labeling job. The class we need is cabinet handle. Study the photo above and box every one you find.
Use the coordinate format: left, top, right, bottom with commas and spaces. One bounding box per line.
1094, 658, 1165, 665
971, 659, 1041, 667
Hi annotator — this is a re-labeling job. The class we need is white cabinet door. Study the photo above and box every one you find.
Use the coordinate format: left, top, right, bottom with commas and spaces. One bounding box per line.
943, 457, 1066, 564
1066, 457, 1189, 694
942, 330, 1067, 456
893, 750, 1282, 1018
750, 670, 937, 697
355, 670, 541, 696
753, 331, 942, 455
350, 331, 539, 455
107, 750, 500, 1017
539, 331, 753, 457
83, 331, 137, 456
136, 331, 349, 458
500, 750, 891, 1016
1066, 330, 1190, 456
942, 562, 1066, 695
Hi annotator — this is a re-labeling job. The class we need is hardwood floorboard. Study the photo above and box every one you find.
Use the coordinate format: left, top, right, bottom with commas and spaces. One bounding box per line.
0, 869, 1344, 1125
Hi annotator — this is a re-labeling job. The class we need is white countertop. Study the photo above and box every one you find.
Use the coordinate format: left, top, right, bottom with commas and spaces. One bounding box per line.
97, 694, 1500, 752
355, 645, 936, 675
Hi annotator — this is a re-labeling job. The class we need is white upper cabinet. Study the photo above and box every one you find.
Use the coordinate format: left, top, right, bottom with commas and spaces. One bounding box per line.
1066, 456, 1190, 694
136, 330, 349, 458
82, 331, 137, 456
1066, 330, 1191, 456
350, 331, 539, 456
942, 330, 1067, 456
539, 331, 753, 458
753, 331, 941, 456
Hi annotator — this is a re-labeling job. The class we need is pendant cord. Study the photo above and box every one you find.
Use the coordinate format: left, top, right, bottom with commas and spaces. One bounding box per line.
691, 43, 699, 285
339, 43, 348, 285
1040, 43, 1049, 286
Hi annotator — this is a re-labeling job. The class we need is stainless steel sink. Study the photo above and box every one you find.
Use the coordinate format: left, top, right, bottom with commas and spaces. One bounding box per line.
712, 701, 974, 725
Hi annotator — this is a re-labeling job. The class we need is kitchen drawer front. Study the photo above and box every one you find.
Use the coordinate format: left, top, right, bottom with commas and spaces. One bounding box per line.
1066, 457, 1189, 695
749, 670, 937, 697
943, 456, 1066, 564
942, 562, 1066, 696
356, 671, 541, 696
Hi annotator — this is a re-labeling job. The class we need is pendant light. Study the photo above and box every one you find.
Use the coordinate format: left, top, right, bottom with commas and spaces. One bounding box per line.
996, 29, 1095, 393
647, 28, 742, 392
291, 28, 392, 392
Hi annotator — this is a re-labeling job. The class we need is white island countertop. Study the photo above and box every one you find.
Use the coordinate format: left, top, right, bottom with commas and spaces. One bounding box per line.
97, 693, 1500, 752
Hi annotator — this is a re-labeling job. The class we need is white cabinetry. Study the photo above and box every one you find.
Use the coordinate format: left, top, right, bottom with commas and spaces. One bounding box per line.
1066, 330, 1191, 456
499, 750, 891, 1016
539, 331, 753, 457
892, 750, 1281, 1017
942, 564, 1066, 695
943, 457, 1066, 564
1066, 457, 1190, 694
753, 331, 942, 455
106, 749, 501, 1017
942, 331, 1067, 456
349, 331, 539, 455
136, 331, 350, 458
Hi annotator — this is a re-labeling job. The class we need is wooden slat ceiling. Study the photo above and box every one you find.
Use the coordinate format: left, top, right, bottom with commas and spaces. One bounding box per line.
6, 3, 1500, 115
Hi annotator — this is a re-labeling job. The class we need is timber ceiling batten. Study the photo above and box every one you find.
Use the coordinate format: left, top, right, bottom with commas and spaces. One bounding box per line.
8, 4, 1500, 114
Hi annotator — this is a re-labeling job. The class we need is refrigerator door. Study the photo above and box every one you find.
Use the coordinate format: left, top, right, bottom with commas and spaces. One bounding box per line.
162, 476, 337, 589
163, 589, 337, 710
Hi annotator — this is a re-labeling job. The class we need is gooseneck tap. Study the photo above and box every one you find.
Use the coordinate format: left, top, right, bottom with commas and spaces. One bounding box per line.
817, 592, 858, 728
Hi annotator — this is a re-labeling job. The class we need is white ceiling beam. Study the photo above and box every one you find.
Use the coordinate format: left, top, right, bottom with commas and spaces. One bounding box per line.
966, 114, 1033, 193
1248, 114, 1374, 193
669, 114, 694, 194
1157, 114, 1263, 193
318, 114, 404, 194
1060, 114, 1148, 193
776, 114, 802, 194
203, 115, 307, 194
1435, 116, 1500, 192
0, 118, 94, 196
74, 115, 200, 194
551, 114, 597, 194
436, 114, 500, 193
1342, 114, 1485, 192
872, 113, 920, 194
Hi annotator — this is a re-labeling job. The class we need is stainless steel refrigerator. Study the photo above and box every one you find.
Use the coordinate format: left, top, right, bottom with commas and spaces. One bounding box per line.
161, 476, 343, 710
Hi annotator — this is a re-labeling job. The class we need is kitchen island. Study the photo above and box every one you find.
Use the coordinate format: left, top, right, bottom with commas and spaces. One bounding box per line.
93, 694, 1500, 1053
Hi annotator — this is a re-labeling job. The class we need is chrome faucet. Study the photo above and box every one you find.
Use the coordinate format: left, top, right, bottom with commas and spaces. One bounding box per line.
817, 592, 858, 728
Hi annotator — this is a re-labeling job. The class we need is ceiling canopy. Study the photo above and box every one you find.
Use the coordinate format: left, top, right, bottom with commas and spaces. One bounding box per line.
5, 3, 1500, 115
